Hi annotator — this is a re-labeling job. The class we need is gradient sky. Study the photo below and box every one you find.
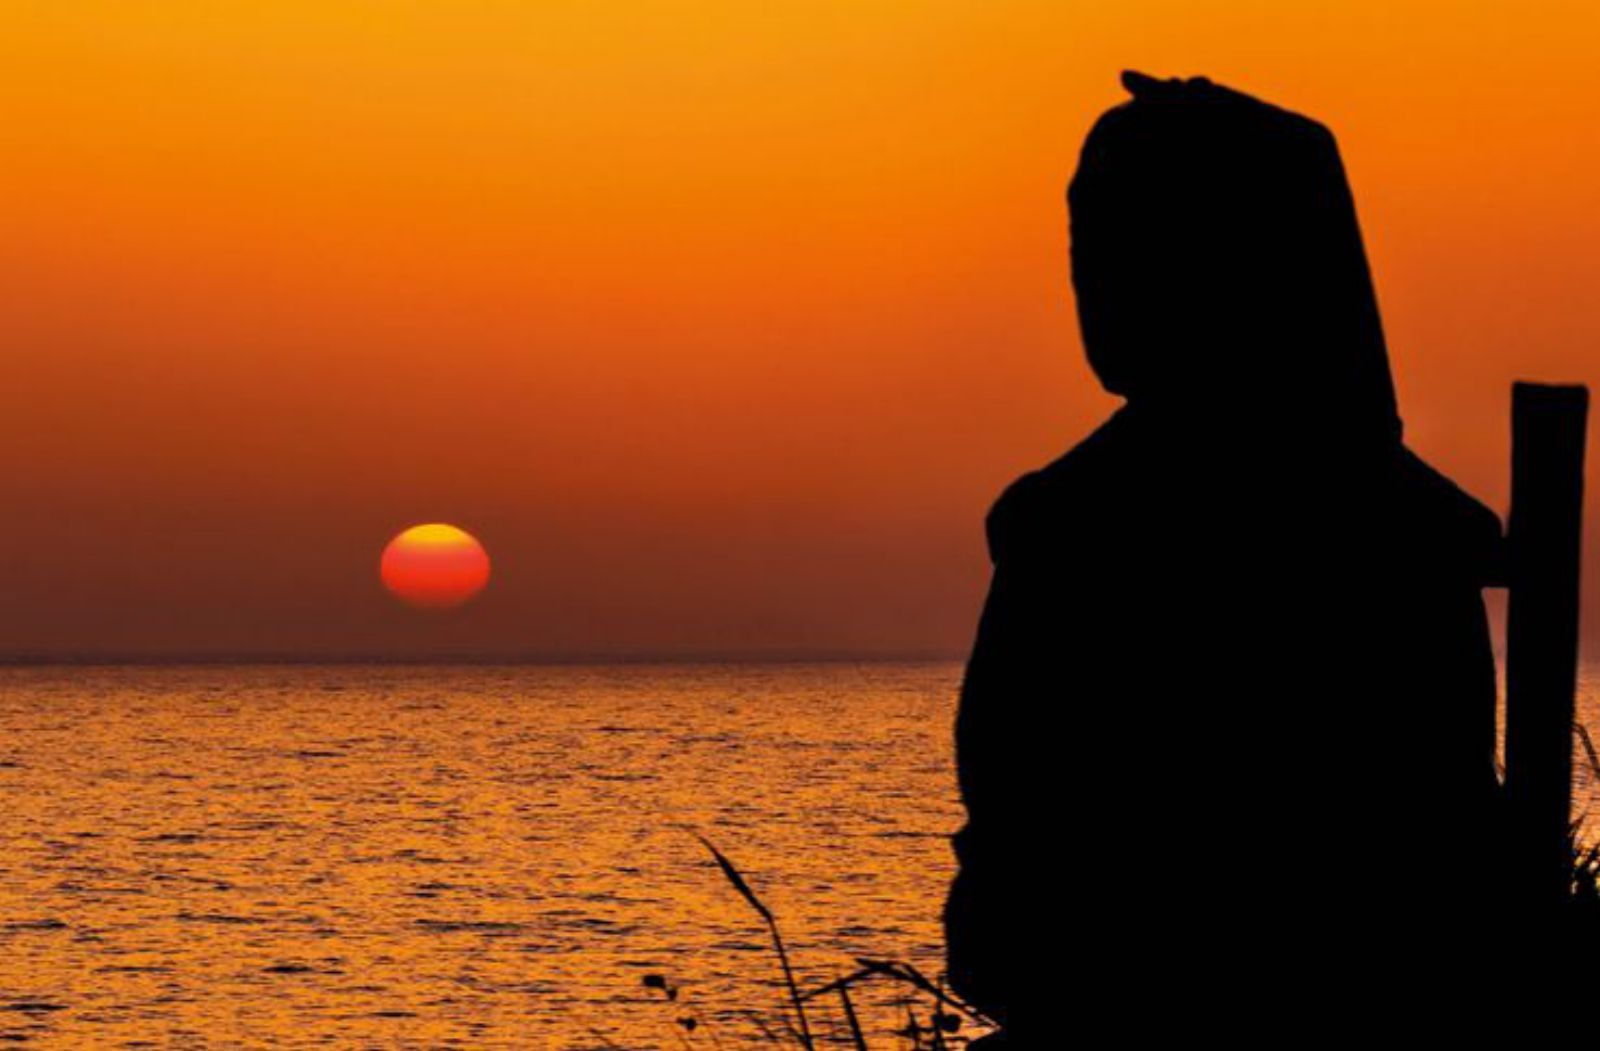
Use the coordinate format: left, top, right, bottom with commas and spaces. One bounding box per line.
1, 1, 1596, 658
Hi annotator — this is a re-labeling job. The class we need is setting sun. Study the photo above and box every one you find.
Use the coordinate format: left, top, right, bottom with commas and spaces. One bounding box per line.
380, 523, 491, 609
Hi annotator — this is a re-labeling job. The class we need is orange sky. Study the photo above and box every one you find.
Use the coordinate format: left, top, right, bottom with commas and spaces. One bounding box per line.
1, 1, 1596, 658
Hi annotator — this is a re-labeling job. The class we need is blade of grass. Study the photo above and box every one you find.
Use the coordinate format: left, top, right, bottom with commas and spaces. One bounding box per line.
1578, 723, 1600, 780
854, 959, 995, 1027
735, 1010, 786, 1045
697, 834, 773, 923
837, 985, 868, 1051
696, 835, 814, 1050
799, 963, 891, 1003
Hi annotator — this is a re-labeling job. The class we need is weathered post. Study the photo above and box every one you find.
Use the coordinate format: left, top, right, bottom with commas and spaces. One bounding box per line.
1504, 381, 1589, 910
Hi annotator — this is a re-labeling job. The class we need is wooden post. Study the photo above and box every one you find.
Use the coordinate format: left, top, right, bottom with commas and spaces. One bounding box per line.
1504, 382, 1589, 909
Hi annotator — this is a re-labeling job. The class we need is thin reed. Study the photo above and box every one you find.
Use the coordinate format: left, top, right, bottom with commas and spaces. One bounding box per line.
628, 837, 995, 1048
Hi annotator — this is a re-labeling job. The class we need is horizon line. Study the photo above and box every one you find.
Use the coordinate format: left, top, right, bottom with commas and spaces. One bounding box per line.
0, 649, 967, 668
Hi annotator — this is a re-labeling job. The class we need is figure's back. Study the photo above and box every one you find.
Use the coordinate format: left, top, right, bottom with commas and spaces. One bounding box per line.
945, 74, 1503, 1039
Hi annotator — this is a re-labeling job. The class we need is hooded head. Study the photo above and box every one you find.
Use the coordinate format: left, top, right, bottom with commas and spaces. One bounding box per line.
1068, 73, 1401, 443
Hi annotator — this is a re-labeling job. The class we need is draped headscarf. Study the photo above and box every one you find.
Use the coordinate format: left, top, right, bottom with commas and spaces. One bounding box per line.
1068, 72, 1402, 445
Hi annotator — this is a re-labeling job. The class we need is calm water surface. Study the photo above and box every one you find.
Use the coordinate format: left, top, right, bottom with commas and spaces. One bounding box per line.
0, 664, 964, 1048
2, 663, 1597, 1047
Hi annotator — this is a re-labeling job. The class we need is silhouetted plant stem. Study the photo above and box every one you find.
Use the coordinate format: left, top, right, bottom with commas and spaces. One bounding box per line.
1577, 723, 1600, 783
854, 959, 990, 1027
735, 1009, 785, 1044
837, 984, 867, 1051
695, 835, 815, 1050
649, 835, 998, 1046
766, 921, 813, 1050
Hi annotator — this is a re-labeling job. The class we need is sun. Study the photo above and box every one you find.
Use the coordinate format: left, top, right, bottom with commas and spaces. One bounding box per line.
380, 523, 491, 609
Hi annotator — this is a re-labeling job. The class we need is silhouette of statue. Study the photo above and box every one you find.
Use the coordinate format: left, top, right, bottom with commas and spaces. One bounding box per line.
946, 73, 1504, 1043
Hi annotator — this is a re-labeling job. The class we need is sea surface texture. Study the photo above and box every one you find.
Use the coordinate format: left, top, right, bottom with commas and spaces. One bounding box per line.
1, 663, 1597, 1047
0, 664, 964, 1048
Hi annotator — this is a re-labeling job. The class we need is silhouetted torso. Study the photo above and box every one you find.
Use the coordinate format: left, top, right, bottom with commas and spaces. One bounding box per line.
945, 75, 1502, 1041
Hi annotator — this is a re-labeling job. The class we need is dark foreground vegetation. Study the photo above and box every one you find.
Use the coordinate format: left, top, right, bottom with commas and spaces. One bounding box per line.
592, 805, 1600, 1049
591, 836, 995, 1049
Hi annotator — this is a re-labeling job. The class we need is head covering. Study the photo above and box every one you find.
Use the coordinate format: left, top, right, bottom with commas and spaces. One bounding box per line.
1068, 72, 1401, 443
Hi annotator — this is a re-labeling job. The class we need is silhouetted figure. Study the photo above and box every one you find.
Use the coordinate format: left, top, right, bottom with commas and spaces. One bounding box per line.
946, 74, 1504, 1042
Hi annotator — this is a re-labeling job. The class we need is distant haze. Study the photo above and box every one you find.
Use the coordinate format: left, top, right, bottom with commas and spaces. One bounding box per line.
1, 2, 1596, 659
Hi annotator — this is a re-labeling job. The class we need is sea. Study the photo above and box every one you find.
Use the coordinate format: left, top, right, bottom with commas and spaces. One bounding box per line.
0, 662, 1596, 1048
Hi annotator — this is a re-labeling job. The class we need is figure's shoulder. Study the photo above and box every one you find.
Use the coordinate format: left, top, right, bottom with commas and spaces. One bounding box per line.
984, 411, 1132, 559
1392, 445, 1504, 578
1393, 446, 1500, 532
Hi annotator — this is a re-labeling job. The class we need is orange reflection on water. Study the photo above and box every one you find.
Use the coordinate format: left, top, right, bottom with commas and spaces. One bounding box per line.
0, 664, 963, 1046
